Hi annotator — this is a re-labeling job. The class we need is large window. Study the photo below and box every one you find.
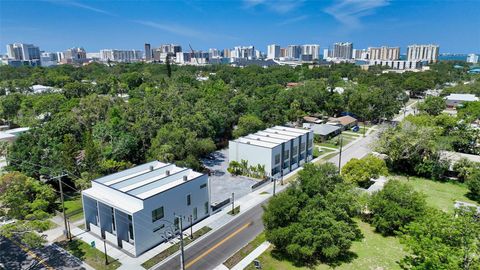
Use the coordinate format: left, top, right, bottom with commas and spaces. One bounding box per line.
193, 207, 198, 220
300, 142, 306, 152
284, 150, 289, 160
204, 202, 209, 214
275, 154, 280, 164
111, 208, 115, 231
200, 183, 207, 189
152, 206, 164, 222
187, 194, 191, 206
128, 215, 134, 241
292, 146, 298, 155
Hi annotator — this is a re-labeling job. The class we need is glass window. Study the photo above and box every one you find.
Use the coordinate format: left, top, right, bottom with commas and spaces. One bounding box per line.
152, 207, 164, 222
200, 183, 207, 189
187, 194, 191, 206
128, 215, 134, 240
111, 208, 115, 231
275, 154, 280, 164
292, 146, 298, 155
174, 216, 179, 230
204, 202, 209, 214
193, 207, 198, 220
284, 150, 289, 160
300, 142, 306, 151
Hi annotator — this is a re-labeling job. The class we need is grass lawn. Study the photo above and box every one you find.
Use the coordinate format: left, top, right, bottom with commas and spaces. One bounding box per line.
394, 175, 478, 213
59, 239, 121, 270
224, 232, 266, 268
64, 195, 84, 221
141, 226, 212, 269
245, 220, 405, 270
319, 135, 356, 149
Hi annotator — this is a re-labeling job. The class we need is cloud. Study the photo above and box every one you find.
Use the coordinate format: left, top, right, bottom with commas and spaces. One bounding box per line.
133, 20, 213, 40
45, 0, 114, 16
244, 0, 305, 14
324, 0, 390, 28
277, 15, 309, 26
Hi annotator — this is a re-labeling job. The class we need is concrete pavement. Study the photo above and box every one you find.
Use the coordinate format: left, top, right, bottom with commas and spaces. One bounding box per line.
231, 242, 270, 270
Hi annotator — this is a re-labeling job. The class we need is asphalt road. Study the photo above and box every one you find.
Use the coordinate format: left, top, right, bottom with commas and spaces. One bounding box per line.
0, 236, 85, 270
158, 203, 265, 270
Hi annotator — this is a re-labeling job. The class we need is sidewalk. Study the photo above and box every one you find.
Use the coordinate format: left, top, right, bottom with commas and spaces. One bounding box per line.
231, 242, 270, 270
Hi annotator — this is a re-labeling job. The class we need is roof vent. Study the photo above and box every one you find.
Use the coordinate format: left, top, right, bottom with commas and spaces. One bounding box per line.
275, 131, 278, 134
266, 134, 270, 137
257, 138, 260, 140
183, 175, 188, 181
247, 141, 250, 144
149, 165, 154, 171
166, 170, 170, 176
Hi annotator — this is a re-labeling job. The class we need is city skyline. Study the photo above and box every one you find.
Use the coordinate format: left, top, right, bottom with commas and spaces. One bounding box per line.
1, 0, 479, 54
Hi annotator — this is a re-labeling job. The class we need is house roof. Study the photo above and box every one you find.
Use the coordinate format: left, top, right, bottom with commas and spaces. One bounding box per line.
233, 126, 312, 149
87, 161, 204, 201
445, 94, 479, 102
303, 116, 322, 124
308, 124, 341, 136
329, 115, 357, 126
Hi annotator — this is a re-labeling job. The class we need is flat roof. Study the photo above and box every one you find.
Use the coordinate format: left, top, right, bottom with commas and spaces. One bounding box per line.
232, 126, 312, 149
309, 124, 342, 135
91, 160, 204, 200
445, 94, 479, 102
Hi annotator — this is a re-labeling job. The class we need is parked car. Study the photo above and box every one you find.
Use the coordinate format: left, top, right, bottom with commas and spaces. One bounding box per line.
351, 125, 360, 132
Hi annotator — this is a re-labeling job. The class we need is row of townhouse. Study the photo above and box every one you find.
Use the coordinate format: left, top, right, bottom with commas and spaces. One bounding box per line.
229, 126, 314, 178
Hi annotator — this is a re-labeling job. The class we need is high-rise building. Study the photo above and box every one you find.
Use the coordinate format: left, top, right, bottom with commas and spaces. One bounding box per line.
100, 49, 142, 62
467, 54, 479, 64
209, 48, 221, 59
223, 48, 231, 58
144, 43, 152, 61
407, 44, 439, 63
40, 52, 58, 67
6, 43, 41, 61
280, 48, 287, 58
323, 48, 330, 60
333, 42, 353, 59
287, 45, 302, 59
301, 44, 320, 61
267, 44, 280, 60
160, 44, 182, 54
233, 46, 255, 59
368, 46, 400, 60
64, 47, 87, 63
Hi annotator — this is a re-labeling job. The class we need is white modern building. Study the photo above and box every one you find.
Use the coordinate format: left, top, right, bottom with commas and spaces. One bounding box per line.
229, 126, 314, 178
445, 94, 479, 107
6, 43, 41, 61
287, 45, 302, 60
267, 44, 280, 60
369, 60, 423, 70
82, 161, 210, 256
100, 49, 142, 62
301, 44, 320, 61
467, 54, 479, 64
407, 44, 439, 63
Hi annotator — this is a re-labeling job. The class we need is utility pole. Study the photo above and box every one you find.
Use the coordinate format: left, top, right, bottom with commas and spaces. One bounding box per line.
177, 216, 185, 270
67, 218, 72, 241
103, 239, 109, 265
189, 215, 193, 240
272, 176, 276, 196
55, 174, 69, 239
338, 135, 343, 173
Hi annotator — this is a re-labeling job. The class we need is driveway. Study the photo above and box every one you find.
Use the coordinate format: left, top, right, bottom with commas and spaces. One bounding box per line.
202, 149, 257, 204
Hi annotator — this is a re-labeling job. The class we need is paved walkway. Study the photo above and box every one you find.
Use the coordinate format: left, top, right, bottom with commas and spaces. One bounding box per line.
231, 242, 271, 270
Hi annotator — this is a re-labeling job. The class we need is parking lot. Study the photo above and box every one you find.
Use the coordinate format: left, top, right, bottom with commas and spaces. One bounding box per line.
202, 148, 258, 204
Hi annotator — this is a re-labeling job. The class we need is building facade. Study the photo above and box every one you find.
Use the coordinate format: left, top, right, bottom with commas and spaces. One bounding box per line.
267, 44, 280, 60
407, 44, 439, 63
64, 47, 87, 64
286, 45, 302, 60
6, 43, 41, 61
144, 43, 152, 61
229, 126, 314, 178
82, 161, 210, 257
301, 44, 320, 61
467, 54, 479, 64
100, 49, 142, 62
333, 42, 353, 59
368, 46, 400, 60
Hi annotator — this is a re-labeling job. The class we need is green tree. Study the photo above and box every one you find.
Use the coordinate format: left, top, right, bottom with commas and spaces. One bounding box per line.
232, 114, 265, 138
466, 168, 480, 201
341, 155, 388, 188
368, 180, 427, 235
417, 96, 446, 116
400, 208, 480, 270
0, 172, 56, 220
263, 163, 361, 264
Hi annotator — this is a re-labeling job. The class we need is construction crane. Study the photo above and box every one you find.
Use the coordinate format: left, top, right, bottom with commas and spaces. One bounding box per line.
189, 43, 200, 65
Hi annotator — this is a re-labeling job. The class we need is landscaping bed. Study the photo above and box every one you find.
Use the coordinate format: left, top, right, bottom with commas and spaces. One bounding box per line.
59, 239, 121, 270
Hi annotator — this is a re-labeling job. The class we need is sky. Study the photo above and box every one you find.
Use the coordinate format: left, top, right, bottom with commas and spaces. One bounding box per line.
1, 0, 479, 54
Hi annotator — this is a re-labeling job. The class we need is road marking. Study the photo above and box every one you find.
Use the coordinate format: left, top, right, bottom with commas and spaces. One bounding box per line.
9, 237, 54, 270
185, 222, 252, 269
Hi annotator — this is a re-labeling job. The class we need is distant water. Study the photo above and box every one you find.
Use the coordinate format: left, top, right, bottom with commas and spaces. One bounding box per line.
398, 54, 468, 61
